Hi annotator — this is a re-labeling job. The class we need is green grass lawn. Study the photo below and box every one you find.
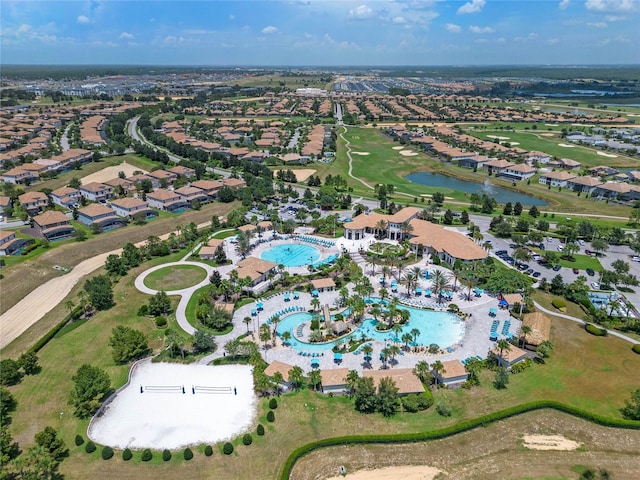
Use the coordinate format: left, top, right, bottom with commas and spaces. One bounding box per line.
143, 264, 208, 290
557, 254, 603, 271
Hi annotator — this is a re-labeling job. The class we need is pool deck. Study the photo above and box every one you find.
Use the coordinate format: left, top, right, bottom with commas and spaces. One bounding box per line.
202, 232, 522, 373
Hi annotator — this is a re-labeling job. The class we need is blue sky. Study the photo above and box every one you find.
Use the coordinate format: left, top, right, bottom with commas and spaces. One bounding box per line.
1, 1, 639, 65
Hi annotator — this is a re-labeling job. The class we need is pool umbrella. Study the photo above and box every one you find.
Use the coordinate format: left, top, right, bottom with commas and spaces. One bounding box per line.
311, 358, 319, 368
312, 289, 319, 297
284, 293, 290, 301
257, 302, 264, 310
333, 352, 342, 363
293, 292, 300, 299
251, 309, 257, 316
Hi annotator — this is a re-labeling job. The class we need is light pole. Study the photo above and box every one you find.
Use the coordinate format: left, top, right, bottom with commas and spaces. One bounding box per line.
518, 288, 525, 317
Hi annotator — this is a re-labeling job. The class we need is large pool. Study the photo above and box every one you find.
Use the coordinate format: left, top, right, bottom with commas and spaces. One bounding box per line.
276, 306, 464, 353
261, 243, 321, 267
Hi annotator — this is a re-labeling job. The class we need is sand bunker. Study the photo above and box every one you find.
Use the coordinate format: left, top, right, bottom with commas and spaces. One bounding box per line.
399, 150, 419, 157
88, 362, 256, 450
285, 169, 316, 182
392, 146, 404, 150
326, 465, 441, 480
541, 133, 555, 136
544, 124, 559, 127
351, 152, 371, 156
522, 434, 581, 451
81, 162, 147, 184
508, 142, 520, 145
558, 143, 576, 148
487, 135, 510, 140
627, 114, 640, 117
597, 151, 618, 158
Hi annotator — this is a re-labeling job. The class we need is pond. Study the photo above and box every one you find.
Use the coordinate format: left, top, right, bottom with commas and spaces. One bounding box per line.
405, 172, 548, 206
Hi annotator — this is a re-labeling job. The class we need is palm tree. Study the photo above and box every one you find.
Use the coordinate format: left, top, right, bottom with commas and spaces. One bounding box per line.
496, 338, 511, 362
410, 328, 420, 350
432, 360, 445, 388
338, 287, 350, 307
401, 270, 417, 295
375, 219, 388, 239
346, 370, 360, 397
308, 370, 322, 392
288, 366, 305, 391
270, 315, 281, 346
413, 360, 431, 384
362, 344, 374, 368
380, 347, 391, 369
381, 265, 392, 285
400, 221, 414, 241
259, 324, 271, 350
310, 297, 321, 312
519, 325, 532, 348
281, 331, 291, 346
388, 345, 401, 366
243, 316, 252, 334
379, 287, 389, 302
370, 305, 381, 323
401, 332, 413, 350
391, 323, 403, 343
431, 270, 451, 304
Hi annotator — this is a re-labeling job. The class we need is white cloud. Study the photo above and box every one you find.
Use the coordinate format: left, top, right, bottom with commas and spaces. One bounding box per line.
585, 0, 639, 12
348, 5, 374, 20
457, 0, 486, 15
559, 0, 570, 10
528, 32, 538, 39
17, 24, 32, 35
604, 14, 627, 21
587, 21, 608, 27
119, 32, 134, 40
445, 23, 462, 33
77, 15, 90, 24
547, 38, 560, 45
229, 14, 235, 20
261, 25, 278, 34
469, 25, 495, 34
392, 16, 406, 24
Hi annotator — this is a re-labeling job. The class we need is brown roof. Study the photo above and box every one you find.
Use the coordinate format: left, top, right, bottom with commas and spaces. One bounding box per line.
33, 210, 69, 228
491, 345, 528, 364
502, 293, 523, 305
264, 360, 294, 380
78, 203, 115, 217
521, 312, 551, 347
363, 368, 424, 395
437, 360, 468, 380
19, 191, 47, 204
319, 368, 349, 387
110, 197, 147, 209
206, 238, 224, 248
312, 278, 336, 289
408, 218, 487, 261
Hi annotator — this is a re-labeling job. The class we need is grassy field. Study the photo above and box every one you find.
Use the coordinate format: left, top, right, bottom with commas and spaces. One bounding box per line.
0, 201, 239, 316
143, 264, 208, 291
4, 273, 640, 479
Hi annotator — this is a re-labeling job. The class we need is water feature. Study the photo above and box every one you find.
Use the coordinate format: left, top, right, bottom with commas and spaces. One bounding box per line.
405, 172, 548, 206
260, 243, 321, 267
276, 306, 464, 353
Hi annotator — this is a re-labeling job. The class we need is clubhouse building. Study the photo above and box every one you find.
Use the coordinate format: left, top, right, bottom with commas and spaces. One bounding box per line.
343, 207, 487, 265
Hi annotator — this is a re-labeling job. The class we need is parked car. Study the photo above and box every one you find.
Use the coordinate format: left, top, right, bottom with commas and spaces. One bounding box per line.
557, 245, 564, 252
632, 256, 640, 262
547, 237, 553, 243
591, 282, 601, 290
526, 268, 534, 275
573, 268, 579, 274
560, 238, 566, 244
586, 268, 595, 276
532, 271, 541, 278
539, 243, 545, 250
585, 249, 592, 255
495, 250, 508, 256
553, 264, 562, 271
579, 239, 585, 245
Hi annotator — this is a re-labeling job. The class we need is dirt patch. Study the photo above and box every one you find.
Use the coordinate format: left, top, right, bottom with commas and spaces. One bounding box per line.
523, 434, 581, 451
399, 150, 419, 157
325, 465, 441, 480
285, 169, 316, 182
597, 151, 618, 158
81, 162, 147, 184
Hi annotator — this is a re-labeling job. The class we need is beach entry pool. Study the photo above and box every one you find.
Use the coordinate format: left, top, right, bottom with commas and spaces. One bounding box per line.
276, 305, 464, 353
88, 362, 256, 450
261, 242, 321, 267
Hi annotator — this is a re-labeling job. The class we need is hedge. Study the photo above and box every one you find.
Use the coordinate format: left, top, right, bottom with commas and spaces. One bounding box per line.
204, 445, 213, 456
28, 305, 84, 354
74, 434, 84, 446
183, 448, 193, 461
632, 344, 640, 354
85, 441, 96, 454
123, 448, 132, 461
141, 449, 152, 462
585, 323, 607, 336
101, 446, 114, 460
162, 449, 172, 461
551, 298, 566, 309
267, 410, 275, 422
278, 401, 640, 480
223, 442, 234, 455
242, 433, 253, 446
257, 424, 265, 436
269, 398, 278, 410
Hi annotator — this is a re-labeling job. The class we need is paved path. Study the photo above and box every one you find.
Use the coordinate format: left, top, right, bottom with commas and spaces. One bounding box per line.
533, 301, 639, 345
341, 126, 374, 191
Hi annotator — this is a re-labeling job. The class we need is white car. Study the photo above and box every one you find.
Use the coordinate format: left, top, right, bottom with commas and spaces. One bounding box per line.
632, 256, 640, 262
547, 237, 553, 242
578, 239, 585, 245
591, 282, 601, 290
557, 245, 564, 252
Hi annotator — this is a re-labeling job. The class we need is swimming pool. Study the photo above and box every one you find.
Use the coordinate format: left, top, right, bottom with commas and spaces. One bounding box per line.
276, 305, 464, 353
260, 243, 321, 267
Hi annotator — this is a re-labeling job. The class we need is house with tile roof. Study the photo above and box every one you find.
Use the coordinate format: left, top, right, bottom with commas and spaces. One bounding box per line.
32, 211, 75, 241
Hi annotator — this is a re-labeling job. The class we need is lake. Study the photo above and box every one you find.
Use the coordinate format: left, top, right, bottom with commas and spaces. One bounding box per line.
405, 172, 548, 206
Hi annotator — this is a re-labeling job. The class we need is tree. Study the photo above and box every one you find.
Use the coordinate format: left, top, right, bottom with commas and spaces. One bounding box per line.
0, 359, 22, 386
528, 205, 540, 218
520, 325, 532, 348
109, 326, 149, 364
34, 426, 68, 461
621, 388, 640, 420
496, 339, 512, 361
354, 376, 377, 413
288, 366, 305, 391
83, 275, 114, 311
105, 254, 127, 277
308, 370, 322, 392
591, 237, 609, 257
149, 290, 172, 316
460, 210, 470, 224
121, 242, 143, 267
629, 208, 640, 227
69, 364, 112, 419
376, 377, 400, 417
443, 209, 454, 225
17, 350, 39, 375
513, 202, 523, 216
346, 370, 360, 397
431, 360, 445, 388
494, 367, 509, 389
503, 202, 513, 216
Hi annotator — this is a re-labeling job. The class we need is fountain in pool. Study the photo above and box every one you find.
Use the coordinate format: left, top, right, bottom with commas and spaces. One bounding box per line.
482, 178, 495, 195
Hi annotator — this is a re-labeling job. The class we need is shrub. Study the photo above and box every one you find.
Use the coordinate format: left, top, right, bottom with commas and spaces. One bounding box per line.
85, 441, 96, 453
155, 316, 167, 328
101, 446, 114, 460
141, 449, 152, 462
74, 434, 84, 446
416, 391, 434, 410
242, 433, 253, 446
123, 448, 132, 461
435, 401, 452, 417
633, 344, 640, 354
510, 358, 533, 374
310, 319, 320, 330
257, 424, 265, 436
269, 398, 278, 410
204, 445, 213, 456
223, 442, 234, 455
551, 298, 566, 310
585, 323, 607, 336
183, 448, 193, 461
266, 410, 275, 422
162, 449, 171, 461
137, 305, 149, 316
401, 394, 420, 413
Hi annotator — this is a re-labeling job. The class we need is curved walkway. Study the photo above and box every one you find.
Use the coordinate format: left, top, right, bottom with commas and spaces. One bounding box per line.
135, 261, 220, 335
341, 126, 375, 191
533, 301, 639, 345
